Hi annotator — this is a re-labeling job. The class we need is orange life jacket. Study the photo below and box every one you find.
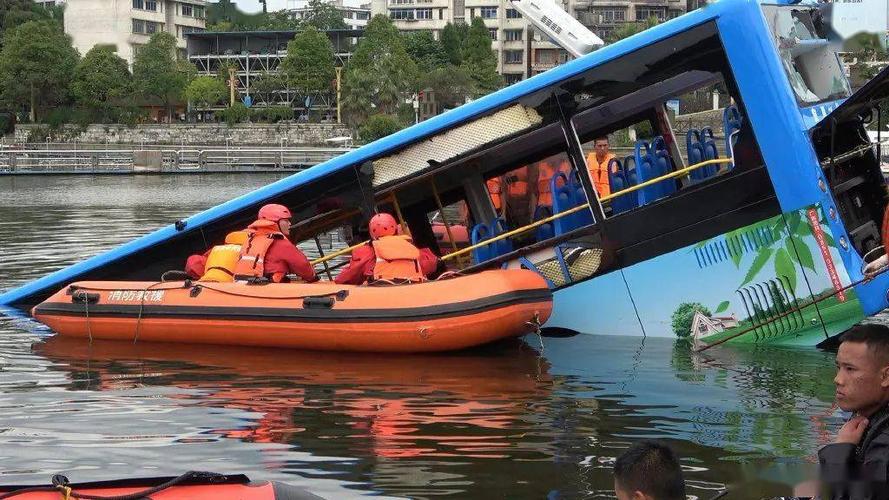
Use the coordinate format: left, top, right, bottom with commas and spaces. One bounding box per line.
487, 177, 502, 210
505, 167, 530, 198
198, 231, 251, 282
537, 160, 570, 207
371, 235, 425, 282
233, 220, 287, 282
586, 152, 614, 197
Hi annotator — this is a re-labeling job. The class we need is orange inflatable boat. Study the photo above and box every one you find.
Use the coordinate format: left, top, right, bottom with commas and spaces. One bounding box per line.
31, 269, 552, 352
0, 471, 320, 499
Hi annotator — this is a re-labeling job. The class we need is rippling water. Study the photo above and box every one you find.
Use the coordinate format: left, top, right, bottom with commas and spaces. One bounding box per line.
0, 174, 850, 498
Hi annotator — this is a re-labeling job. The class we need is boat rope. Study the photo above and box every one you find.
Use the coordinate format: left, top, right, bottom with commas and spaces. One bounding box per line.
696, 262, 889, 353
0, 471, 226, 500
67, 283, 350, 303
526, 313, 544, 353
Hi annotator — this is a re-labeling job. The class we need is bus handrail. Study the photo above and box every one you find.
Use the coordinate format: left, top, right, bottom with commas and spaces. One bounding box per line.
309, 157, 732, 267
441, 158, 733, 262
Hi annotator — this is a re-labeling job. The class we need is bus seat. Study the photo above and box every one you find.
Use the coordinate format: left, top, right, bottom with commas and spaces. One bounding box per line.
552, 171, 593, 235
723, 105, 743, 168
533, 205, 555, 241
652, 136, 677, 199
470, 222, 495, 264
687, 129, 707, 182
634, 140, 660, 205
492, 217, 514, 256
610, 156, 639, 214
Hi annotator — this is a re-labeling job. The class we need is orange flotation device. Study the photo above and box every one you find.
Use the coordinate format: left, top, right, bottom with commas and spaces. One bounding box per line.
32, 269, 552, 352
372, 235, 426, 282
233, 220, 286, 282
487, 177, 502, 210
0, 471, 318, 499
199, 231, 249, 282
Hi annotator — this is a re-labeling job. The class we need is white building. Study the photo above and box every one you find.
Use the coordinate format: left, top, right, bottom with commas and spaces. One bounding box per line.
37, 0, 207, 65
288, 0, 372, 30
374, 0, 685, 82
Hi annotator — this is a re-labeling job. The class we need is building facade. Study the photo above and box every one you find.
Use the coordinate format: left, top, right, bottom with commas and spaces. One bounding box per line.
287, 0, 372, 31
374, 0, 685, 81
40, 0, 207, 64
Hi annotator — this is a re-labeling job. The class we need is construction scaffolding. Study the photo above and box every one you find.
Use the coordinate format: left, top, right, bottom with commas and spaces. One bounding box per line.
186, 29, 363, 114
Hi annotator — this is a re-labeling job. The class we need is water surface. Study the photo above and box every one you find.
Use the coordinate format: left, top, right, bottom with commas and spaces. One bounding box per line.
0, 174, 848, 498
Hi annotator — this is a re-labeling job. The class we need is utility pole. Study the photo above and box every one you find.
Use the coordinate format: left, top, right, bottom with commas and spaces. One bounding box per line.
335, 66, 342, 124
228, 67, 237, 107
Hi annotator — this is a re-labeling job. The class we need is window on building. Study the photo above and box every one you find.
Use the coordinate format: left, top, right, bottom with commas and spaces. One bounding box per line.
504, 73, 523, 84
132, 44, 146, 57
181, 3, 193, 16
589, 7, 626, 23
504, 50, 523, 64
390, 9, 415, 19
635, 6, 665, 21
146, 20, 161, 33
145, 0, 157, 11
668, 9, 682, 18
194, 6, 204, 18
504, 29, 523, 41
345, 11, 354, 18
391, 0, 413, 5
416, 8, 432, 19
506, 8, 521, 19
489, 28, 498, 40
357, 11, 370, 19
132, 18, 145, 33
480, 6, 497, 18
133, 0, 144, 9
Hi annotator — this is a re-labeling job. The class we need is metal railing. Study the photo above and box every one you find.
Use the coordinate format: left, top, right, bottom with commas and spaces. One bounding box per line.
0, 146, 353, 174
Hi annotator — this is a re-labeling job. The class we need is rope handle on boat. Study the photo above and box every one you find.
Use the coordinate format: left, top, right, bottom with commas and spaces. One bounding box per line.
0, 471, 227, 500
696, 262, 889, 353
67, 283, 350, 302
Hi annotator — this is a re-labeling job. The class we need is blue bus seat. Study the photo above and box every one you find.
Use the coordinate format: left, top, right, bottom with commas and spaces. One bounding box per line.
686, 129, 707, 182
470, 218, 514, 264
700, 127, 720, 178
533, 205, 555, 242
609, 156, 639, 215
551, 171, 594, 235
651, 136, 677, 199
723, 105, 743, 168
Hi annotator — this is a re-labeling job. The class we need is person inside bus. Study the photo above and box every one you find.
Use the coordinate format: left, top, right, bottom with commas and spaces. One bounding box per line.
185, 203, 317, 283
535, 157, 571, 213
503, 165, 534, 230
613, 440, 686, 500
334, 213, 439, 285
586, 136, 615, 199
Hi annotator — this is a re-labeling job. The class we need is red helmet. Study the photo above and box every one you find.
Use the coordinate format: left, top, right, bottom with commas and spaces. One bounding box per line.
369, 213, 398, 239
258, 204, 292, 222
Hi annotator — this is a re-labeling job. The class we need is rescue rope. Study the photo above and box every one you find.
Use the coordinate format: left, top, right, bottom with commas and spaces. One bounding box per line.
696, 263, 889, 352
68, 283, 350, 303
0, 471, 225, 500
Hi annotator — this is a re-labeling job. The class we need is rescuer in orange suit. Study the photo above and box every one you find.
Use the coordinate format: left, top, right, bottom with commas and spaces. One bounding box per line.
334, 213, 439, 285
185, 203, 317, 283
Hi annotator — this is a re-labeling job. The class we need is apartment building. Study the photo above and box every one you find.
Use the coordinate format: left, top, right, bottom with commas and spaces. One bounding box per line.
375, 0, 686, 81
288, 0, 372, 31
40, 0, 207, 64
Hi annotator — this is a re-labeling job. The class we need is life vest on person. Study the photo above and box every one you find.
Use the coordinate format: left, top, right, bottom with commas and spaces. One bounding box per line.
537, 160, 569, 207
199, 244, 242, 282
505, 167, 529, 198
586, 152, 615, 197
233, 220, 286, 282
371, 235, 425, 282
487, 177, 502, 210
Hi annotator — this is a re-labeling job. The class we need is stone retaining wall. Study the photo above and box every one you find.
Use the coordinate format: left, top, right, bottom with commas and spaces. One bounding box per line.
9, 123, 352, 147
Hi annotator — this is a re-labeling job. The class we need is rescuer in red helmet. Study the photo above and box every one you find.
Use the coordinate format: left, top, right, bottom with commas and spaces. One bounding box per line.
185, 203, 317, 283
334, 213, 439, 285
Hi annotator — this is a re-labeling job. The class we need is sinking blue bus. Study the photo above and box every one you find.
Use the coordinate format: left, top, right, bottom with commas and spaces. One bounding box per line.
3, 0, 888, 348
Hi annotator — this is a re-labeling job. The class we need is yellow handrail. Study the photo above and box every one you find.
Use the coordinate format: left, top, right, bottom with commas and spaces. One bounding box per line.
311, 240, 368, 265
441, 158, 733, 262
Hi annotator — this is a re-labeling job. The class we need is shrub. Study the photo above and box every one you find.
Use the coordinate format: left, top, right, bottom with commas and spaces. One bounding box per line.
218, 103, 252, 126
358, 114, 402, 143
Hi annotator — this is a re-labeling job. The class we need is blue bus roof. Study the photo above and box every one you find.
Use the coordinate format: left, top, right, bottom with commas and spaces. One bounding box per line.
0, 0, 756, 306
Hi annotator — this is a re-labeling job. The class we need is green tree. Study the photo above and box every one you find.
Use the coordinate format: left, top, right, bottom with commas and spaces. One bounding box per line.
301, 0, 348, 30
671, 302, 712, 338
341, 15, 417, 125
440, 23, 465, 65
184, 76, 227, 110
403, 30, 448, 73
422, 64, 474, 112
0, 20, 78, 122
845, 33, 888, 86
256, 11, 299, 30
72, 45, 132, 122
606, 16, 660, 43
281, 26, 335, 99
1, 0, 63, 33
461, 17, 502, 95
133, 32, 192, 122
251, 72, 289, 107
359, 114, 402, 143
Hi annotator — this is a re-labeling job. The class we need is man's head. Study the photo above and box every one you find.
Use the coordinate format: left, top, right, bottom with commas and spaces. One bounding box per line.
369, 213, 398, 240
258, 203, 292, 234
835, 323, 889, 415
594, 136, 610, 158
613, 441, 686, 500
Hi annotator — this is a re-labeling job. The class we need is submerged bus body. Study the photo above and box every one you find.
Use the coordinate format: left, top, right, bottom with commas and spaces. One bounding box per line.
2, 0, 888, 348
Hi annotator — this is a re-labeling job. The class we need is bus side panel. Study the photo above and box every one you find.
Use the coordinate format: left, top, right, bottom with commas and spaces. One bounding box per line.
545, 270, 645, 336
788, 204, 867, 338
618, 211, 861, 347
